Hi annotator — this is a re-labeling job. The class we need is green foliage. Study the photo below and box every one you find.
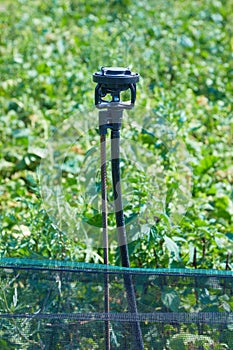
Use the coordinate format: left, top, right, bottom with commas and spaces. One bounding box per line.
168, 333, 228, 350
0, 0, 232, 270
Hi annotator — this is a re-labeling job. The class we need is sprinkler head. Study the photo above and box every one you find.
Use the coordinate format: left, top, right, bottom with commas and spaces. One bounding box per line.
93, 67, 139, 105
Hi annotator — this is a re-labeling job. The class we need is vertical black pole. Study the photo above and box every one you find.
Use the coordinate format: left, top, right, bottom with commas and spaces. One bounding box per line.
100, 132, 110, 350
94, 66, 142, 349
111, 127, 144, 350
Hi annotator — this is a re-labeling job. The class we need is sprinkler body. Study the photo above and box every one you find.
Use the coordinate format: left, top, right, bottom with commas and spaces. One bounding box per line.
93, 66, 139, 105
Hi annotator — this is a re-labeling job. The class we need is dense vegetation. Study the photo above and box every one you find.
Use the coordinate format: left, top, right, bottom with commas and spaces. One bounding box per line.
0, 0, 232, 270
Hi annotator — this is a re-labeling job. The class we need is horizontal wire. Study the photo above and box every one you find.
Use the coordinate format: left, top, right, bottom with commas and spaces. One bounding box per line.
0, 312, 232, 325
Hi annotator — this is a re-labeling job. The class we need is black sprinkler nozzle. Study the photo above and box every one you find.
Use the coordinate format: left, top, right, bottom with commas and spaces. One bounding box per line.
93, 67, 139, 105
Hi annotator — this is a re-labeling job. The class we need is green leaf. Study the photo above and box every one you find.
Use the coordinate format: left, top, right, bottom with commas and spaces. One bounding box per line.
12, 128, 30, 138
162, 288, 180, 311
164, 235, 180, 260
82, 213, 102, 227
226, 232, 233, 241
195, 155, 219, 175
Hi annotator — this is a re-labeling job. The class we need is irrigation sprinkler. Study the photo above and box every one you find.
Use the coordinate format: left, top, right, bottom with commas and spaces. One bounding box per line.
93, 67, 144, 349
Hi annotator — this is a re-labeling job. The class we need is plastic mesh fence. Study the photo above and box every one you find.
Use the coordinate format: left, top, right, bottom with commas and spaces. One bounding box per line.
0, 258, 232, 349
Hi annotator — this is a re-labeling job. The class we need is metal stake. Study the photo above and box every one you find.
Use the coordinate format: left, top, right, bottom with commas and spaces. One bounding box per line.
100, 132, 110, 350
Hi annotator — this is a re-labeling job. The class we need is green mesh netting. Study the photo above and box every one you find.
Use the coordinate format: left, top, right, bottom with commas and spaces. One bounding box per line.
0, 258, 232, 349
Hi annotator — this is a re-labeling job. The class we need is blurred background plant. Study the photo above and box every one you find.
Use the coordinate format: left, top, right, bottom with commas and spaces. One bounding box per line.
0, 0, 232, 269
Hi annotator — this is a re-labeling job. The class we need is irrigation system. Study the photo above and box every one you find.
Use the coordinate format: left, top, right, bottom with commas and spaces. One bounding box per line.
93, 67, 144, 349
